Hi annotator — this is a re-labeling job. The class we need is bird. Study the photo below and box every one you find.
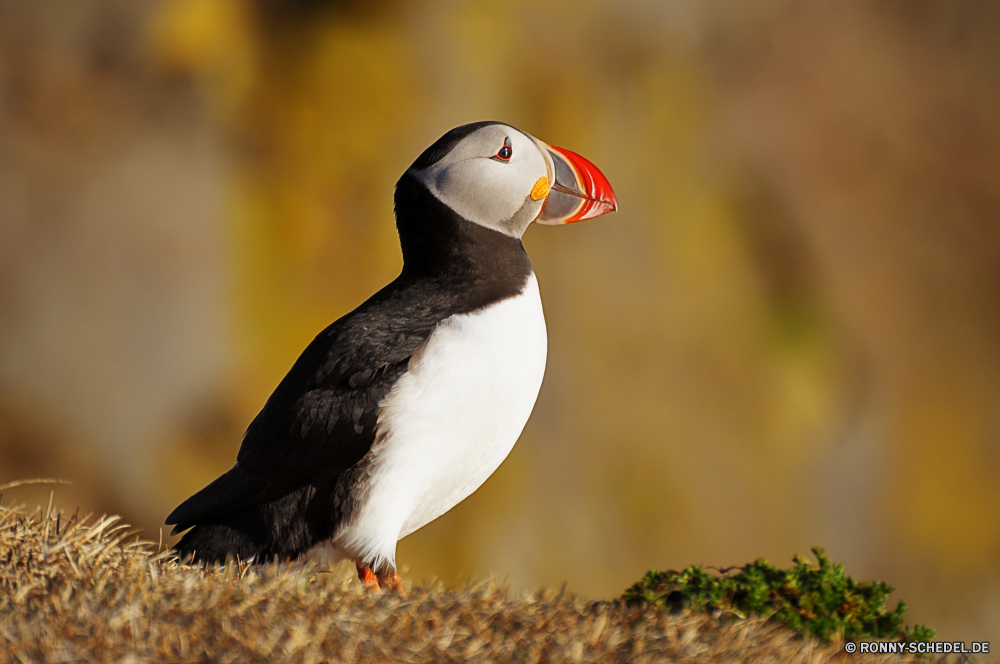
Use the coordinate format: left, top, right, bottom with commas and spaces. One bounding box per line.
165, 121, 617, 592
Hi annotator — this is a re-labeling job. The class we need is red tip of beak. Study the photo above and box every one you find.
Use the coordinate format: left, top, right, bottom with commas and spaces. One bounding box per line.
548, 145, 618, 222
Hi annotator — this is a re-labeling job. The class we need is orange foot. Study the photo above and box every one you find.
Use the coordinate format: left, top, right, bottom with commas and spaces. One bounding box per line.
355, 562, 406, 596
356, 562, 381, 592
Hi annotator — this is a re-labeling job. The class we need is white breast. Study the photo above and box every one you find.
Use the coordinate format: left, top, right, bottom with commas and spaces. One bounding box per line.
329, 272, 547, 570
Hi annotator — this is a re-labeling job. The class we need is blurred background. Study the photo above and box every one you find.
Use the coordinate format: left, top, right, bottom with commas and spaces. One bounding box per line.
2, 0, 999, 642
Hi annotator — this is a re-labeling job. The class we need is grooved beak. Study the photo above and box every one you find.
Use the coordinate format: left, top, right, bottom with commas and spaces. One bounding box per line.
535, 144, 618, 225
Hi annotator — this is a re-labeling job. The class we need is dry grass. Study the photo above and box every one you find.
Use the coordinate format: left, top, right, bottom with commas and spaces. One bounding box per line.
0, 501, 978, 664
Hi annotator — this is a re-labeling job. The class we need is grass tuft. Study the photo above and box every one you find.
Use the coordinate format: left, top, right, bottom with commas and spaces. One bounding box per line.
622, 547, 934, 643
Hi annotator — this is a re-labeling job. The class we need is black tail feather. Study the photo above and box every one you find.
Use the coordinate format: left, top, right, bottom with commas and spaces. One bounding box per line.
170, 484, 336, 564
166, 464, 269, 534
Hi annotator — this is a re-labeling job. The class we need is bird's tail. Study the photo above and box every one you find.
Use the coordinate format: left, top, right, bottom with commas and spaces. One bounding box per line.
166, 464, 268, 533
167, 467, 330, 564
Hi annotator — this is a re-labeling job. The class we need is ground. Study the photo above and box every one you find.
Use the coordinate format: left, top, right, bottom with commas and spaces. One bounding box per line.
0, 502, 976, 663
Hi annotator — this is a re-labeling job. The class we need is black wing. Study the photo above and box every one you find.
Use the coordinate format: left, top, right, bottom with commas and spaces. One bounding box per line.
166, 278, 443, 532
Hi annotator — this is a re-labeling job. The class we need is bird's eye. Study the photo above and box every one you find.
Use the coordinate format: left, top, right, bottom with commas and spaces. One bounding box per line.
493, 138, 513, 162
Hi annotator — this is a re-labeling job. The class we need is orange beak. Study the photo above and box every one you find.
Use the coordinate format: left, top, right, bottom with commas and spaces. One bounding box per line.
535, 144, 618, 225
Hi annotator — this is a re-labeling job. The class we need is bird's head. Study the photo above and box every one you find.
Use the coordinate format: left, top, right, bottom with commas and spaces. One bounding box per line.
406, 121, 617, 238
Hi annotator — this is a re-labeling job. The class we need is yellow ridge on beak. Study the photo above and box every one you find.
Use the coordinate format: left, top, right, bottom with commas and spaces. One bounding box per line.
530, 176, 550, 201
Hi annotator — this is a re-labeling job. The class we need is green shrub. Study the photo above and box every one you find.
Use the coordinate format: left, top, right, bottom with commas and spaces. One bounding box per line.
622, 547, 934, 643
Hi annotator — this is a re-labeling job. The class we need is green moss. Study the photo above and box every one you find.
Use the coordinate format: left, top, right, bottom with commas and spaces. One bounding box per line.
622, 547, 934, 643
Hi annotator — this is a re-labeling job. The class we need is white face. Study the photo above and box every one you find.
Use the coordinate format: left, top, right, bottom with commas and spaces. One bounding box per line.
409, 124, 553, 238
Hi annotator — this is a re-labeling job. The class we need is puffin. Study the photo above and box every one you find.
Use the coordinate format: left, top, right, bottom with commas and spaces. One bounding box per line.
166, 121, 617, 592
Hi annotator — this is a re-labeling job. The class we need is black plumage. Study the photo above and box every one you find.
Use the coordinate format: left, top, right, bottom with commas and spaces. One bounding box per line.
166, 152, 533, 564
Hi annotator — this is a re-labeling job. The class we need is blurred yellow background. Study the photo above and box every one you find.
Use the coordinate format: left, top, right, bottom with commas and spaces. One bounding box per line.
2, 0, 999, 642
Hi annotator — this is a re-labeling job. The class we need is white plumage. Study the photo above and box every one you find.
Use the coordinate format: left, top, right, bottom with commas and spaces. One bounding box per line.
308, 273, 547, 570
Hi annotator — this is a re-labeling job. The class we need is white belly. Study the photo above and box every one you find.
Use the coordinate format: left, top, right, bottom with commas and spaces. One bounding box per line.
329, 273, 547, 569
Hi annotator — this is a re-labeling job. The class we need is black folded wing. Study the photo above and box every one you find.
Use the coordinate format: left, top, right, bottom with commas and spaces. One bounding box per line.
166, 279, 443, 533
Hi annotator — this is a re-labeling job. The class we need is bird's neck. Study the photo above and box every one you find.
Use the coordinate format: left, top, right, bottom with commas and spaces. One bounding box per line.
393, 173, 532, 304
